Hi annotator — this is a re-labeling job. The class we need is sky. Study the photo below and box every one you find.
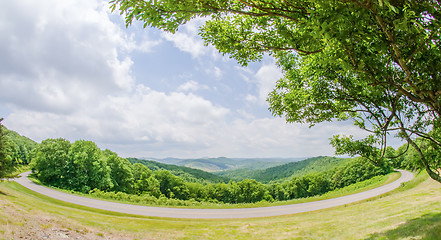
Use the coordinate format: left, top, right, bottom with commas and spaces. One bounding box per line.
0, 0, 381, 159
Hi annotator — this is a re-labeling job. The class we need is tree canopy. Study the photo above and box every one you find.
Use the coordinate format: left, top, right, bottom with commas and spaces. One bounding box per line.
111, 0, 441, 183
0, 118, 13, 179
31, 137, 389, 204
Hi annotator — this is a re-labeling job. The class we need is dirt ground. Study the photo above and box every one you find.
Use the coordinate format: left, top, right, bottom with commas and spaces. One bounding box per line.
0, 194, 137, 240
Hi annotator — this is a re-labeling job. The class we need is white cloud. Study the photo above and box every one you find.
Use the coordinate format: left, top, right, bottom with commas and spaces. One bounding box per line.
202, 66, 223, 80
160, 19, 217, 58
177, 80, 210, 92
255, 63, 283, 104
239, 61, 283, 106
245, 94, 258, 103
239, 73, 252, 83
213, 66, 223, 79
5, 84, 231, 145
0, 0, 137, 112
125, 32, 162, 53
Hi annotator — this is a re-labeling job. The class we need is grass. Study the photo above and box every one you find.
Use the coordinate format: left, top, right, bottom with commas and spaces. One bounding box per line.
365, 212, 441, 240
1, 171, 440, 239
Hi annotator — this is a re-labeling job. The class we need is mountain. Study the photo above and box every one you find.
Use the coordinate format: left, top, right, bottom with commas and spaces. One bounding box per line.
216, 156, 350, 183
148, 157, 306, 172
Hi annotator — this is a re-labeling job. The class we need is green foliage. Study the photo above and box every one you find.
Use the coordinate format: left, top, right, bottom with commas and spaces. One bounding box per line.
215, 168, 257, 182
234, 179, 270, 203
0, 119, 13, 178
111, 0, 441, 183
330, 157, 392, 190
132, 163, 157, 196
32, 139, 113, 193
104, 150, 134, 193
88, 188, 196, 207
154, 170, 189, 199
0, 122, 37, 179
128, 158, 228, 183
391, 132, 441, 182
31, 137, 392, 205
31, 138, 71, 187
68, 140, 113, 192
4, 128, 38, 166
253, 156, 348, 183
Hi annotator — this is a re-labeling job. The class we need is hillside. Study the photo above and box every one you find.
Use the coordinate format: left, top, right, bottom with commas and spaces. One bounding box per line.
152, 157, 304, 172
127, 158, 229, 183
3, 127, 38, 165
216, 156, 350, 183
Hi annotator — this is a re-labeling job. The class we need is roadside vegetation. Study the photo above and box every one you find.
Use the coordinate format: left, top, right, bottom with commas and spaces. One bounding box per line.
0, 120, 37, 179
29, 138, 392, 206
31, 170, 397, 209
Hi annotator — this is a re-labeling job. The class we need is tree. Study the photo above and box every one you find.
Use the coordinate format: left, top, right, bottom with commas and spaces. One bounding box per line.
112, 0, 441, 183
104, 150, 134, 193
235, 178, 269, 203
5, 129, 37, 165
154, 170, 189, 199
132, 163, 161, 196
31, 138, 71, 187
0, 118, 13, 179
68, 140, 113, 192
269, 183, 288, 201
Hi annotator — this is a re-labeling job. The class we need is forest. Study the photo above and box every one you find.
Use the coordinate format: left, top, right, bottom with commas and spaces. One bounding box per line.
1, 126, 423, 205
29, 138, 391, 204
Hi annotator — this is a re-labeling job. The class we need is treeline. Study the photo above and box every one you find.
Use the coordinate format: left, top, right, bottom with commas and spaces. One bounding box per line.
268, 157, 391, 201
5, 128, 37, 165
31, 138, 392, 204
218, 156, 351, 183
0, 123, 38, 178
127, 158, 228, 184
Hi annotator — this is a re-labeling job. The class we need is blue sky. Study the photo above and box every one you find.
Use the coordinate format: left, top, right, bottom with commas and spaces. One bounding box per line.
0, 0, 381, 158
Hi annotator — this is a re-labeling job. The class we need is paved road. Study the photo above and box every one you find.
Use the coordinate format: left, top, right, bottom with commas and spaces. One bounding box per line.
14, 170, 413, 219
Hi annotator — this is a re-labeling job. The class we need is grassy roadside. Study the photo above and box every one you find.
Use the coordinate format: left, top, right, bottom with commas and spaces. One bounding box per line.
1, 171, 440, 239
25, 171, 401, 209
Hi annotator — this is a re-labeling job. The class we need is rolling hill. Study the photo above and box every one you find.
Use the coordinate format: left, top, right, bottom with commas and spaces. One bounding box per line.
127, 158, 229, 183
150, 157, 305, 172
216, 156, 351, 183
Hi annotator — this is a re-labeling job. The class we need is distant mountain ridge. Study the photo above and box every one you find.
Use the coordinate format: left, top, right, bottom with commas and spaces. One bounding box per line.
215, 156, 350, 183
147, 156, 306, 172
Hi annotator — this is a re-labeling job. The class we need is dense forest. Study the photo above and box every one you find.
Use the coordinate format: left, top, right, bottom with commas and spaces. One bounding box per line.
29, 138, 393, 204
217, 156, 352, 183
127, 158, 228, 183
0, 125, 38, 178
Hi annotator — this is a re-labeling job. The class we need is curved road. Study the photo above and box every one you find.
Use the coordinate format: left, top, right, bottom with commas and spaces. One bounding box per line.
15, 170, 413, 219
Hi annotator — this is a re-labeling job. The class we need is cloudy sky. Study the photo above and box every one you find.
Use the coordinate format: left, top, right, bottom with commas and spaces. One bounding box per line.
0, 0, 376, 159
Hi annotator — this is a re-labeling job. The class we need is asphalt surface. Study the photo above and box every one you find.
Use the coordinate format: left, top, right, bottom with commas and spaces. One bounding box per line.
14, 170, 413, 219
